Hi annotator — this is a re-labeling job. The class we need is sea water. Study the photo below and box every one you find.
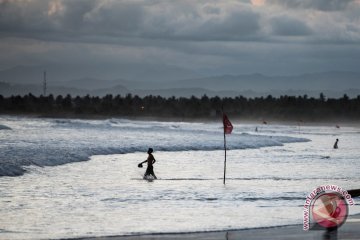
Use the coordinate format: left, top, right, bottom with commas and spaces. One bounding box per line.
0, 116, 359, 239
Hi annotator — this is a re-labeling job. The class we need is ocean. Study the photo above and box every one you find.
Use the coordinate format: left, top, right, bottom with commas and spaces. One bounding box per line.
0, 116, 359, 239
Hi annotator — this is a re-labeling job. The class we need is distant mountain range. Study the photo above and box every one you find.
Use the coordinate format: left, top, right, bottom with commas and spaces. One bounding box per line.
168, 72, 360, 92
0, 65, 359, 98
0, 64, 203, 83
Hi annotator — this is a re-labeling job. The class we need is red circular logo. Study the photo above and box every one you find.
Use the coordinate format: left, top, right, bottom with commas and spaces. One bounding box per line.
311, 192, 348, 228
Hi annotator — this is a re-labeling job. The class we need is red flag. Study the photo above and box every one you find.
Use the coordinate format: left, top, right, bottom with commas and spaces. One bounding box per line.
223, 113, 233, 134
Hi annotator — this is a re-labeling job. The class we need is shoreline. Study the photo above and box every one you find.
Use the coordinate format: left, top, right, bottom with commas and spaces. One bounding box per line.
2, 113, 360, 127
62, 214, 360, 240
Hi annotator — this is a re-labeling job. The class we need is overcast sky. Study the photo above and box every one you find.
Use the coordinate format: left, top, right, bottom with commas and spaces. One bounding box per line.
1, 0, 360, 77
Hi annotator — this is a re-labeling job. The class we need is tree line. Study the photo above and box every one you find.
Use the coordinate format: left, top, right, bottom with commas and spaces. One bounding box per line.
0, 93, 359, 121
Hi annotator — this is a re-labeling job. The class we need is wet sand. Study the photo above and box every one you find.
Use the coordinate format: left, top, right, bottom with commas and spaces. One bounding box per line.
70, 214, 360, 240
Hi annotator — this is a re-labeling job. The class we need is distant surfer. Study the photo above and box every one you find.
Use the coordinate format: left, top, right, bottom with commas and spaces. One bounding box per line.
333, 139, 339, 149
138, 148, 157, 179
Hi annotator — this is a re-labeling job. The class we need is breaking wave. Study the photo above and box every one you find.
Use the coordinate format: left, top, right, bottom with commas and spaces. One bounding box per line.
0, 124, 11, 130
0, 117, 309, 177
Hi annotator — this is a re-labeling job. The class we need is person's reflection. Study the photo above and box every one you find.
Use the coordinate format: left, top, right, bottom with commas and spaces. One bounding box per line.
323, 226, 337, 240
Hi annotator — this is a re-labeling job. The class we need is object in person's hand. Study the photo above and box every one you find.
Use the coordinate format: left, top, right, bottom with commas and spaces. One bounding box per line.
138, 163, 143, 168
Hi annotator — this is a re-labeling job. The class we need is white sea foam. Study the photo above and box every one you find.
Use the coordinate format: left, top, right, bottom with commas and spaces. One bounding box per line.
0, 117, 309, 176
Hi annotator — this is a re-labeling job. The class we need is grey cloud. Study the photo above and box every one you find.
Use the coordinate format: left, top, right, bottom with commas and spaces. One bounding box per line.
0, 0, 358, 44
0, 0, 262, 42
82, 1, 147, 35
0, 0, 359, 78
0, 0, 97, 36
132, 2, 261, 41
202, 5, 221, 15
267, 0, 355, 11
0, 0, 48, 32
193, 9, 260, 41
270, 15, 312, 36
58, 0, 98, 30
0, 0, 144, 36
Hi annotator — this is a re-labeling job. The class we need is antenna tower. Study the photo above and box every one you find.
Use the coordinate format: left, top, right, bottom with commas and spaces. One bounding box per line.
43, 71, 47, 96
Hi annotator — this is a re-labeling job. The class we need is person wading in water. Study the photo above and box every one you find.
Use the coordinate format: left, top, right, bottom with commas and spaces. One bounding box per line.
138, 148, 157, 179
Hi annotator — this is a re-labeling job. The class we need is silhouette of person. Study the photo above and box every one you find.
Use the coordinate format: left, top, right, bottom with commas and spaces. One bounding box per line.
333, 139, 339, 149
138, 148, 157, 179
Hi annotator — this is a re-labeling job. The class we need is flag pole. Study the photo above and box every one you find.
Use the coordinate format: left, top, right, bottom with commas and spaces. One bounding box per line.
223, 126, 227, 185
222, 107, 233, 185
222, 106, 227, 185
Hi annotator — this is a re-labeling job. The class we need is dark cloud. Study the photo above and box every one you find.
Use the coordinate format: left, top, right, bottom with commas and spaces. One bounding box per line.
0, 0, 49, 32
270, 15, 312, 36
192, 9, 260, 41
57, 0, 98, 30
0, 0, 261, 42
81, 1, 146, 37
0, 0, 144, 38
0, 0, 359, 77
267, 0, 355, 11
0, 0, 358, 44
202, 5, 221, 15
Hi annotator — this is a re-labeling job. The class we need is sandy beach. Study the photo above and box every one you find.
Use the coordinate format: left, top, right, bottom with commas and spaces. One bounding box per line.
67, 214, 360, 240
